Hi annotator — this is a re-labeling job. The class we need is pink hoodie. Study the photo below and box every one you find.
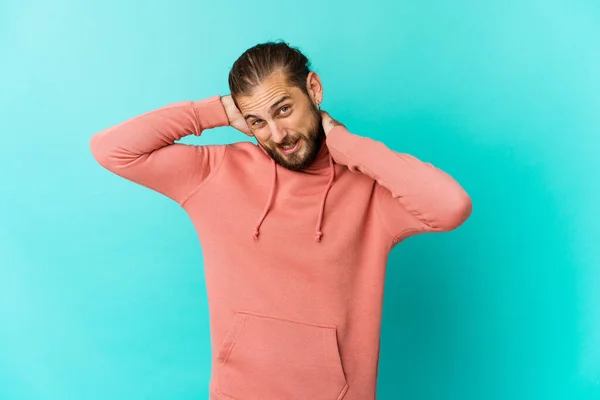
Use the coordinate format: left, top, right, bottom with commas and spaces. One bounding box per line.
90, 94, 472, 399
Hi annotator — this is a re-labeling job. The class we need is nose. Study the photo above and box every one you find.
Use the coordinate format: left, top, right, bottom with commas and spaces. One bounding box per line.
269, 121, 287, 144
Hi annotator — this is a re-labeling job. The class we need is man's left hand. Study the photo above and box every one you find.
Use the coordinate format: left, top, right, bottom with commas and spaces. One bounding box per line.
320, 110, 345, 136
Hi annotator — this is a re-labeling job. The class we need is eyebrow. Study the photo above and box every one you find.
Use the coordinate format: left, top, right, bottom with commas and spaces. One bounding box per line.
243, 96, 291, 121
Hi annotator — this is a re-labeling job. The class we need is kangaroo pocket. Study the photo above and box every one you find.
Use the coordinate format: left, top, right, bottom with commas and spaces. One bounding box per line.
214, 311, 349, 400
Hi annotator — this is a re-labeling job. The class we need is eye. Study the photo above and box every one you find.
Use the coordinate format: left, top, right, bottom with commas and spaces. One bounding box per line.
252, 119, 264, 126
279, 105, 290, 114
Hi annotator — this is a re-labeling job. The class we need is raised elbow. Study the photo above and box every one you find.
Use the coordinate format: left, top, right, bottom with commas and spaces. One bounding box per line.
89, 133, 109, 167
438, 189, 472, 231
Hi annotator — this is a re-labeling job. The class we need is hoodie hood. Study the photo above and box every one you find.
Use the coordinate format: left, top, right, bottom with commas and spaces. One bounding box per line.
252, 139, 336, 243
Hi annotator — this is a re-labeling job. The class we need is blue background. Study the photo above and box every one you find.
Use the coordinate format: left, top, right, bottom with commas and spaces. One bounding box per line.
1, 0, 598, 398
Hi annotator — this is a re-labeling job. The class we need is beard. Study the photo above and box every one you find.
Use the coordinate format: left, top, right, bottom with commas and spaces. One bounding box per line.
259, 103, 325, 172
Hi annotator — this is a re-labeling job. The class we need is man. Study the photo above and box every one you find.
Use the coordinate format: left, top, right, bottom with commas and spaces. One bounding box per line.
90, 40, 472, 400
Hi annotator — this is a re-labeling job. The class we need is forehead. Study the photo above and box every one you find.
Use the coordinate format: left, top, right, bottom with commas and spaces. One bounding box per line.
237, 72, 302, 115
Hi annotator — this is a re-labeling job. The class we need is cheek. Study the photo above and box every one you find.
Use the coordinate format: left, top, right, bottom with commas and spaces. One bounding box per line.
254, 130, 275, 147
254, 124, 297, 144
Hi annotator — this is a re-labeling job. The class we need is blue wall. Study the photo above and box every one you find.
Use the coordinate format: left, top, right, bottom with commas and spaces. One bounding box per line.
1, 0, 598, 398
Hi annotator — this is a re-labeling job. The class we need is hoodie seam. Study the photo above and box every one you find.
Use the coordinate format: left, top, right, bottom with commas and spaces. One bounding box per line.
334, 135, 435, 230
330, 134, 399, 244
374, 184, 397, 246
389, 227, 427, 251
376, 185, 426, 251
330, 130, 433, 248
330, 133, 397, 247
179, 144, 228, 207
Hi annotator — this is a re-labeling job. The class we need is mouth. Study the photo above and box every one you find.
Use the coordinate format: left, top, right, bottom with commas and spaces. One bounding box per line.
279, 140, 301, 155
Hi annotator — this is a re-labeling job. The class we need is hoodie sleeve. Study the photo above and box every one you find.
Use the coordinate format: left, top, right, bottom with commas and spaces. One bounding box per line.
90, 95, 230, 205
325, 125, 472, 245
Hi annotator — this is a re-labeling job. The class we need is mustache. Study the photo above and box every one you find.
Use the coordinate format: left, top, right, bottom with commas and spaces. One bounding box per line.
279, 137, 299, 147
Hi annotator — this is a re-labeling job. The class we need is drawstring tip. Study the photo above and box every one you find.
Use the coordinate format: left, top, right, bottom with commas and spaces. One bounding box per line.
315, 231, 323, 242
252, 230, 260, 241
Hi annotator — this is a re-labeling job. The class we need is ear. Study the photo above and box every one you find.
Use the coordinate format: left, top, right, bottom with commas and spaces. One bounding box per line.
306, 72, 323, 106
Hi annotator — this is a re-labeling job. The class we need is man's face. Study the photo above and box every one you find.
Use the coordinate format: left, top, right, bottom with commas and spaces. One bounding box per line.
236, 71, 325, 172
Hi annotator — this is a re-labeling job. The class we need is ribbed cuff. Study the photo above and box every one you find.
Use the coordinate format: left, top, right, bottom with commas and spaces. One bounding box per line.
325, 125, 362, 155
191, 95, 230, 135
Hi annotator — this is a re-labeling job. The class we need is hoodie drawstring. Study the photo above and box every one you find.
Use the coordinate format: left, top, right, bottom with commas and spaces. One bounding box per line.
252, 154, 335, 243
252, 158, 278, 241
315, 154, 335, 242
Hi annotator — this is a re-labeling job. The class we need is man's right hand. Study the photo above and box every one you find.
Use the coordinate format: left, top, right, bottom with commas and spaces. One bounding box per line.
220, 95, 253, 137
